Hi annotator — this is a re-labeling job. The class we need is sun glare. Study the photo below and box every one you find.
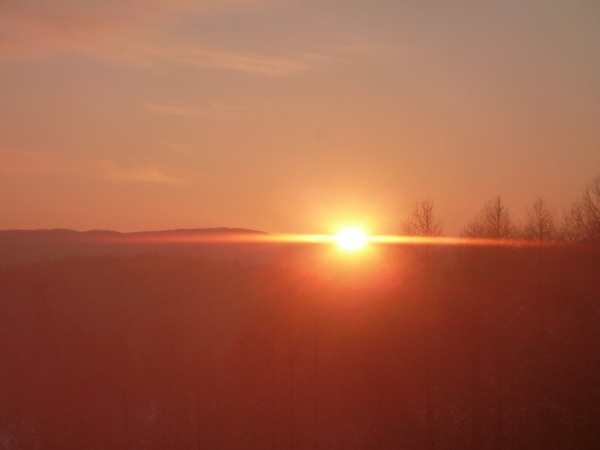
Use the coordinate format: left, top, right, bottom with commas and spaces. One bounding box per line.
336, 226, 368, 251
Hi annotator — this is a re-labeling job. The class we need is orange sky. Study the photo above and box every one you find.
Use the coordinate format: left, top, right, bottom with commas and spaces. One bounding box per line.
1, 0, 599, 235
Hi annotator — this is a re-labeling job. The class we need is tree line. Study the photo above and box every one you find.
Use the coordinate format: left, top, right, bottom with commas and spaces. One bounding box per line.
402, 173, 600, 242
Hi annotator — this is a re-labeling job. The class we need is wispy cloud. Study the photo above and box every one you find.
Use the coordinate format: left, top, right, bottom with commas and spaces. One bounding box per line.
143, 101, 233, 119
0, 2, 134, 60
88, 160, 183, 185
0, 148, 184, 185
143, 99, 310, 121
161, 46, 319, 76
0, 0, 340, 76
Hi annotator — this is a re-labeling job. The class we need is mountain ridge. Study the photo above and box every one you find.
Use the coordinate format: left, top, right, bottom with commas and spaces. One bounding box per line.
0, 227, 274, 264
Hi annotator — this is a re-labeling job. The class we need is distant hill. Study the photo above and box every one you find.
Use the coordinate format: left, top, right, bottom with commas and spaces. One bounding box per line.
0, 228, 279, 264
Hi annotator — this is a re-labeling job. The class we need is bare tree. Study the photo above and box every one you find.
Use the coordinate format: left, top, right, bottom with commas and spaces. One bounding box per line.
401, 198, 443, 237
461, 196, 517, 450
559, 200, 587, 243
582, 175, 600, 241
462, 196, 516, 239
559, 175, 600, 243
523, 198, 556, 242
401, 198, 442, 450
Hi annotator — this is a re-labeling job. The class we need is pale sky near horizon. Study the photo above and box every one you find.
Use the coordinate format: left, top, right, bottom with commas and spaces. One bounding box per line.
1, 0, 599, 235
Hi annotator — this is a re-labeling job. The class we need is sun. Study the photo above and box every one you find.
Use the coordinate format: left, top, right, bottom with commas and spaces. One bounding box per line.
336, 226, 368, 251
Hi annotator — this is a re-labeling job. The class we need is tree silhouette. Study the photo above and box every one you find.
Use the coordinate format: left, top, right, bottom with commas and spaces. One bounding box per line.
401, 198, 443, 450
523, 197, 556, 242
461, 196, 518, 450
462, 196, 516, 239
559, 174, 600, 243
559, 200, 587, 243
582, 174, 600, 241
401, 198, 443, 238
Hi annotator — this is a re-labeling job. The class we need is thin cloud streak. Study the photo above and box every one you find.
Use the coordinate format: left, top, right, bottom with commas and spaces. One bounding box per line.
161, 46, 316, 76
0, 149, 185, 185
90, 160, 183, 185
143, 99, 305, 119
0, 2, 136, 60
143, 101, 231, 119
0, 1, 343, 76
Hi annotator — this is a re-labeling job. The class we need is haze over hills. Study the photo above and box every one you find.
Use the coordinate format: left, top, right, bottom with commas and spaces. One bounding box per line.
0, 228, 275, 264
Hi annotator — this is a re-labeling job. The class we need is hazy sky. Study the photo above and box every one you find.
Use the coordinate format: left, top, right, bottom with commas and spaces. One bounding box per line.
1, 0, 599, 235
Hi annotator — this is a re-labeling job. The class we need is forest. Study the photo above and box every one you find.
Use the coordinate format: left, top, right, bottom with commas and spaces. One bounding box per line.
0, 175, 599, 450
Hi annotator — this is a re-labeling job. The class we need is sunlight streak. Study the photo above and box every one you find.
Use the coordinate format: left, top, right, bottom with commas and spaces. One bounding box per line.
93, 232, 559, 248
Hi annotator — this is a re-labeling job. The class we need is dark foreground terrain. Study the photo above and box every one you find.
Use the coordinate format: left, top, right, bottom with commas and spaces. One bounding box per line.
0, 239, 599, 449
